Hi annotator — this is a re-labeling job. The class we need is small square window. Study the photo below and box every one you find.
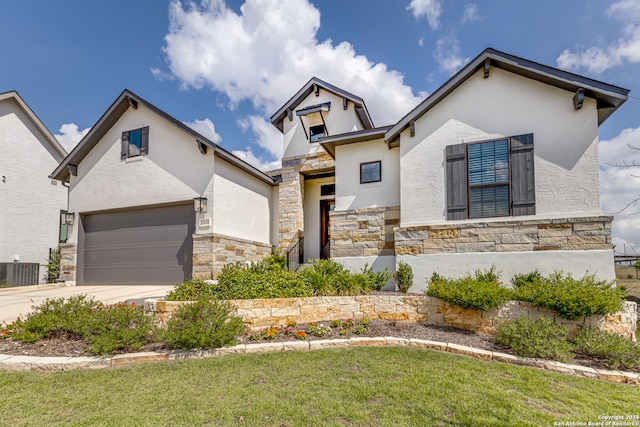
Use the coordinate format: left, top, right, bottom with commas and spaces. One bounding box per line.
320, 184, 335, 196
360, 161, 381, 184
309, 125, 326, 143
121, 126, 149, 159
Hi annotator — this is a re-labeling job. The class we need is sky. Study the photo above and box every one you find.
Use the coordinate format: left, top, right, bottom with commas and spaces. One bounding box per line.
1, 0, 639, 255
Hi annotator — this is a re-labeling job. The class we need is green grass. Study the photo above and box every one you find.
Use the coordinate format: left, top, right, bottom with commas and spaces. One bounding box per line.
0, 347, 638, 426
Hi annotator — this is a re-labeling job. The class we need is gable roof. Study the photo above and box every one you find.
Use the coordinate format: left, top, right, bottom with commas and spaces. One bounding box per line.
50, 89, 275, 185
0, 91, 67, 161
385, 48, 630, 144
270, 77, 374, 132
320, 126, 392, 158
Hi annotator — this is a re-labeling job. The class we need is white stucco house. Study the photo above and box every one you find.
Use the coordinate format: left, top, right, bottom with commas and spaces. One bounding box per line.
51, 48, 629, 289
0, 91, 68, 284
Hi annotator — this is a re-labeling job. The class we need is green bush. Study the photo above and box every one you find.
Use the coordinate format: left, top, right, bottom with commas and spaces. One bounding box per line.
161, 299, 244, 350
574, 328, 640, 371
10, 295, 100, 342
495, 317, 575, 362
512, 271, 626, 320
297, 259, 347, 296
361, 263, 392, 291
426, 267, 512, 311
215, 261, 311, 299
166, 279, 217, 301
394, 261, 414, 293
46, 247, 61, 282
82, 303, 153, 354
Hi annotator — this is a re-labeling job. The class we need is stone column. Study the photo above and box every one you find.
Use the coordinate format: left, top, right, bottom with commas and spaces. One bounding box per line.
58, 242, 77, 284
279, 157, 305, 249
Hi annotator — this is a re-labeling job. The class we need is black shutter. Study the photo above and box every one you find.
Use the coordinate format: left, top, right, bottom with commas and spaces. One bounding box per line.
121, 131, 129, 159
140, 126, 149, 155
446, 143, 468, 220
510, 133, 535, 216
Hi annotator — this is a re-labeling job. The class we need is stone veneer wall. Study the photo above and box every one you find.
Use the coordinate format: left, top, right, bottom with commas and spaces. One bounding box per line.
394, 216, 612, 255
330, 206, 399, 257
278, 152, 335, 249
192, 233, 272, 280
146, 295, 636, 340
422, 298, 637, 341
58, 242, 77, 283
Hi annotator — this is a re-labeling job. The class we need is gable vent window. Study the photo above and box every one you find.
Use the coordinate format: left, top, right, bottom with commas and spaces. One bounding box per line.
309, 125, 326, 143
121, 126, 149, 159
360, 161, 381, 184
446, 134, 535, 220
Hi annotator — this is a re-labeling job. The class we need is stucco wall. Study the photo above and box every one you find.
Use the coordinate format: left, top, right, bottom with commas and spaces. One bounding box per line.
282, 90, 365, 159
334, 139, 400, 211
212, 157, 273, 244
0, 98, 67, 281
400, 67, 601, 226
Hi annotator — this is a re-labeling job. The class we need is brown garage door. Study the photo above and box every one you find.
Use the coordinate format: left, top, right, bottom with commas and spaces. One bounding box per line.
81, 204, 195, 285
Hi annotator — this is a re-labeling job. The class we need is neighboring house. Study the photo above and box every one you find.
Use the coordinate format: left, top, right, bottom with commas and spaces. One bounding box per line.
273, 48, 628, 291
50, 90, 277, 285
0, 91, 68, 284
51, 48, 629, 289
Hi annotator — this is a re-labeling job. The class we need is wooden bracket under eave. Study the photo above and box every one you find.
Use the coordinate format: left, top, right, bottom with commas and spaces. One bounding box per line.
573, 88, 585, 110
67, 164, 78, 176
343, 97, 348, 110
409, 120, 416, 137
484, 58, 491, 78
128, 98, 138, 109
314, 84, 320, 96
287, 108, 293, 121
197, 140, 208, 155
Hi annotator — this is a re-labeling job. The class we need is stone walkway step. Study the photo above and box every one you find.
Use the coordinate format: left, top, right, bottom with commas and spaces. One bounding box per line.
1, 338, 638, 384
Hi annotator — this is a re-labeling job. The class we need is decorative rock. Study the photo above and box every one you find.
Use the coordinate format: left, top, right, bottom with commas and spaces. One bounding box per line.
446, 343, 493, 361
350, 337, 387, 346
111, 352, 170, 366
309, 339, 351, 350
245, 342, 284, 354
409, 339, 447, 351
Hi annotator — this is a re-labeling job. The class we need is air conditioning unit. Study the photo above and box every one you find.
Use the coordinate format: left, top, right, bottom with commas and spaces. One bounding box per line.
0, 263, 40, 287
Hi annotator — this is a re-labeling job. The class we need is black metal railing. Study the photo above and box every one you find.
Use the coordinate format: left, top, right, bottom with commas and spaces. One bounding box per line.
286, 236, 304, 271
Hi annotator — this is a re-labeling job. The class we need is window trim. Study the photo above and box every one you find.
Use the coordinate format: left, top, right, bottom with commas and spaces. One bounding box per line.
466, 138, 511, 219
360, 160, 382, 184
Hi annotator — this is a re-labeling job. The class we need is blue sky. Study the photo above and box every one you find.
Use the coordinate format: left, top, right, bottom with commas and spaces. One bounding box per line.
1, 0, 639, 255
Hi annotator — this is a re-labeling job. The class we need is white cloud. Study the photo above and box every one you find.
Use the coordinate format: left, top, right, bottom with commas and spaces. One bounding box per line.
433, 36, 468, 74
162, 0, 422, 165
182, 118, 222, 143
237, 115, 282, 159
232, 148, 281, 172
599, 127, 640, 254
54, 123, 89, 152
557, 0, 640, 73
462, 3, 479, 23
407, 0, 442, 30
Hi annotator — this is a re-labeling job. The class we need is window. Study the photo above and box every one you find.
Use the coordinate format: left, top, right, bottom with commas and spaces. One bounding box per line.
320, 184, 335, 196
360, 161, 381, 184
121, 126, 149, 159
445, 134, 535, 220
309, 125, 326, 143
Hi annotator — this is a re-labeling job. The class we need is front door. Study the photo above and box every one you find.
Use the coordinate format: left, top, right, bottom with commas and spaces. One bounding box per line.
320, 200, 335, 259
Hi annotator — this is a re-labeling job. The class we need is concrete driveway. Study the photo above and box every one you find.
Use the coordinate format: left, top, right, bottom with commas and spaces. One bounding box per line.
0, 283, 174, 325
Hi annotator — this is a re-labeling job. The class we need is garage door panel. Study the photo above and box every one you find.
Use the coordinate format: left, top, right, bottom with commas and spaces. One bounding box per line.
82, 204, 194, 285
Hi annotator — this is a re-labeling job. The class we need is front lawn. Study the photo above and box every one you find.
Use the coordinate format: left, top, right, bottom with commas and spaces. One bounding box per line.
0, 347, 637, 426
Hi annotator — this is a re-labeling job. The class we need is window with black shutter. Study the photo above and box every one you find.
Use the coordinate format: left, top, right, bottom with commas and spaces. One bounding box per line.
121, 126, 149, 159
445, 134, 535, 220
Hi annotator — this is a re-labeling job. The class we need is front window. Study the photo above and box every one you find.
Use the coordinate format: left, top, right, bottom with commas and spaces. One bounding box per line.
360, 161, 381, 184
309, 125, 326, 142
128, 129, 142, 157
468, 139, 510, 218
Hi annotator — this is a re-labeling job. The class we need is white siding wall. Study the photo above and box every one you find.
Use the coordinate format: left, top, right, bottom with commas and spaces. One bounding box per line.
212, 158, 273, 244
0, 98, 67, 282
400, 67, 601, 226
283, 91, 365, 159
334, 139, 399, 211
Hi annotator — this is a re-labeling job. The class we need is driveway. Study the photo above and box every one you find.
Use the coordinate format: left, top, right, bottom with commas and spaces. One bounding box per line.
0, 284, 174, 325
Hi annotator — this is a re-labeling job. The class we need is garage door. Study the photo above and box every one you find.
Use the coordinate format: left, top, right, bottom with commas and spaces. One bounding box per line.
81, 204, 195, 285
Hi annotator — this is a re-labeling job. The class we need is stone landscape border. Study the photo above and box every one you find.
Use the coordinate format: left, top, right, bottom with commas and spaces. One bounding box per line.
0, 338, 638, 384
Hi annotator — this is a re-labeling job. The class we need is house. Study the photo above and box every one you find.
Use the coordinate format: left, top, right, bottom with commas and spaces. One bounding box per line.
50, 90, 277, 285
0, 91, 68, 284
51, 48, 629, 289
273, 48, 628, 290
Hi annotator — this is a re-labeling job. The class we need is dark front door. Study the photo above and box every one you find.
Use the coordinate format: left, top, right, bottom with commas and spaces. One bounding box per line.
320, 200, 335, 259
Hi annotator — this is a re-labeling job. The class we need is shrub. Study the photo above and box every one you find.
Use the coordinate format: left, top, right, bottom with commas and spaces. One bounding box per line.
426, 267, 512, 311
46, 247, 61, 282
495, 316, 575, 362
361, 263, 392, 291
83, 303, 153, 354
297, 259, 346, 296
394, 261, 414, 293
161, 299, 244, 350
262, 249, 287, 270
166, 279, 217, 301
574, 328, 640, 370
10, 295, 100, 343
215, 262, 311, 299
512, 271, 626, 320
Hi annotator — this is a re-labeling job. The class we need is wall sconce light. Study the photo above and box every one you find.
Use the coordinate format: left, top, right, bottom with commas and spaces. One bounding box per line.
193, 197, 207, 214
61, 211, 75, 225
